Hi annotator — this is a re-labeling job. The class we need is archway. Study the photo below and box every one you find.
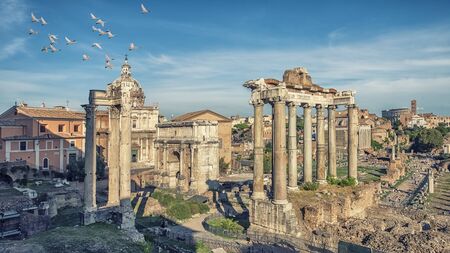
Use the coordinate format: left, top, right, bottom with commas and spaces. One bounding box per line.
43, 157, 49, 170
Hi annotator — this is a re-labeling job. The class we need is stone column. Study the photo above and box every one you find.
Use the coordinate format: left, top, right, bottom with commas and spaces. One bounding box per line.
82, 104, 97, 212
272, 99, 287, 205
107, 105, 120, 206
328, 105, 337, 179
287, 102, 298, 190
347, 104, 358, 181
428, 169, 434, 194
162, 142, 168, 187
178, 144, 184, 190
303, 104, 313, 183
252, 102, 265, 199
119, 105, 132, 206
189, 144, 198, 193
316, 105, 326, 183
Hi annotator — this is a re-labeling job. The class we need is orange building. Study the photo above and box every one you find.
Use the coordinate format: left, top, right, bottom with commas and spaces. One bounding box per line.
0, 103, 85, 173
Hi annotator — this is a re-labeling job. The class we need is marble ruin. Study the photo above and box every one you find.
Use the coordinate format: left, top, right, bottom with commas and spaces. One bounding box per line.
244, 67, 358, 235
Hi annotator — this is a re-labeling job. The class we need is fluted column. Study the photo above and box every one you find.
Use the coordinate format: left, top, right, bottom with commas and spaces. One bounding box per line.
328, 105, 337, 178
287, 102, 298, 190
252, 102, 265, 199
316, 105, 326, 183
107, 105, 120, 206
348, 104, 358, 181
82, 104, 97, 212
119, 104, 132, 206
303, 104, 313, 183
272, 99, 287, 204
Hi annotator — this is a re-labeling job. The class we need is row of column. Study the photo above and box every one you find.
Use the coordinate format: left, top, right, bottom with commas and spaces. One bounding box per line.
252, 101, 358, 204
83, 103, 133, 213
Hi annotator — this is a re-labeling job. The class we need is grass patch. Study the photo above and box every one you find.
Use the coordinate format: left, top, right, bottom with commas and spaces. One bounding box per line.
50, 207, 81, 228
327, 177, 357, 187
207, 217, 244, 234
152, 190, 209, 221
302, 182, 319, 191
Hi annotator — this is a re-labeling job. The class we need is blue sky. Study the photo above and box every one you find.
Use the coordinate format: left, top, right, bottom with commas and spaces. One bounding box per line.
1, 0, 450, 117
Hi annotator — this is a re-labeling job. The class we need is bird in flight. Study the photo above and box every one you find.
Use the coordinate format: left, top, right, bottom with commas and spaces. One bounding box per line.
40, 16, 47, 26
96, 19, 105, 27
92, 26, 99, 32
90, 13, 97, 20
92, 43, 102, 50
41, 46, 48, 53
49, 44, 60, 53
106, 31, 115, 39
105, 60, 113, 69
48, 34, 58, 44
65, 36, 76, 45
129, 42, 137, 51
28, 29, 38, 35
141, 3, 149, 14
82, 54, 90, 61
31, 13, 40, 23
98, 28, 107, 36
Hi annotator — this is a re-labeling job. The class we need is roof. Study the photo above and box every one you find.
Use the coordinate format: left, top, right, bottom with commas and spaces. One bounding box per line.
2, 133, 84, 141
172, 109, 231, 122
0, 120, 20, 126
17, 106, 85, 120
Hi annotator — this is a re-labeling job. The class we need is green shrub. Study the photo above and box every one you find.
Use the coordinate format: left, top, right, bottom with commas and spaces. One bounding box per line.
327, 177, 340, 185
339, 177, 357, 187
198, 203, 210, 214
302, 182, 319, 191
188, 201, 200, 215
167, 202, 192, 220
195, 241, 211, 253
141, 241, 153, 253
207, 217, 244, 234
159, 193, 175, 207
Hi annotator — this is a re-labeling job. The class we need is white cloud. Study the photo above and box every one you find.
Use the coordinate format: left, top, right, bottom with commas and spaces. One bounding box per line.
0, 37, 27, 61
0, 0, 27, 31
131, 25, 450, 116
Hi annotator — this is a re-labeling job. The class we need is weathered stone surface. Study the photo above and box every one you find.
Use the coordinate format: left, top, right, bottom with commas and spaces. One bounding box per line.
282, 67, 313, 86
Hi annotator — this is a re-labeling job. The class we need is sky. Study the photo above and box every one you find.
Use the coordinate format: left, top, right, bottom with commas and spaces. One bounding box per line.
0, 0, 450, 117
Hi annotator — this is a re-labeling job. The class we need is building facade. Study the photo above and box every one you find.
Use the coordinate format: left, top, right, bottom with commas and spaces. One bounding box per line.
0, 105, 85, 172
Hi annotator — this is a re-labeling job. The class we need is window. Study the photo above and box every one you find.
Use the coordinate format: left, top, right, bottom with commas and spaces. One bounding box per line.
43, 158, 49, 169
58, 124, 65, 132
132, 120, 137, 129
131, 149, 138, 162
68, 153, 77, 165
20, 141, 27, 151
40, 124, 46, 133
74, 125, 80, 132
46, 141, 53, 150
70, 140, 75, 147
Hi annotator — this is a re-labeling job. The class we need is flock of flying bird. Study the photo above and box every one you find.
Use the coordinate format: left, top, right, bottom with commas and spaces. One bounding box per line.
28, 3, 150, 69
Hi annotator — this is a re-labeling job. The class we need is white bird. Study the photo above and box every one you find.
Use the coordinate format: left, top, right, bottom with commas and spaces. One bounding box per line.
105, 54, 114, 62
40, 17, 47, 25
65, 36, 76, 45
95, 19, 105, 27
92, 26, 99, 32
141, 3, 149, 14
31, 13, 40, 23
41, 46, 48, 53
48, 34, 58, 44
49, 44, 60, 53
106, 31, 115, 39
49, 34, 58, 40
28, 28, 38, 35
105, 60, 113, 69
129, 42, 137, 51
98, 28, 107, 36
92, 43, 102, 50
90, 13, 97, 20
82, 54, 90, 61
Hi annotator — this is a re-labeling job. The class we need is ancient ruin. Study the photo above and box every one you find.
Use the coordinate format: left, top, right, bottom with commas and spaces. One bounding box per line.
81, 57, 143, 239
244, 67, 358, 235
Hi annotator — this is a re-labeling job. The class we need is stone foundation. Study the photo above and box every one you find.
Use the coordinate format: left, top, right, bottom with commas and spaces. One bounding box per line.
80, 205, 144, 242
249, 198, 300, 236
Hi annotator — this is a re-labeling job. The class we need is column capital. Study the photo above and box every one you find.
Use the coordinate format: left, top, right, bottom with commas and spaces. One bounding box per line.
347, 104, 357, 109
328, 105, 337, 110
109, 105, 121, 119
251, 100, 264, 107
269, 97, 285, 104
82, 104, 96, 113
287, 101, 296, 107
301, 103, 311, 108
315, 104, 323, 109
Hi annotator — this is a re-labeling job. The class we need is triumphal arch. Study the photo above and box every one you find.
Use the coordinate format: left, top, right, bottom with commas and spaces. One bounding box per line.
244, 67, 358, 235
81, 57, 144, 239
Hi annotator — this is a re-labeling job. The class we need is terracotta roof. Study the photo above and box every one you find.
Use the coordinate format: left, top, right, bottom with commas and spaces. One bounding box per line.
172, 109, 231, 122
16, 106, 85, 120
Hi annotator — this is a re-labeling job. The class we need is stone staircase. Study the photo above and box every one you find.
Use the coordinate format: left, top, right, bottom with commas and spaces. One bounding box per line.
428, 172, 450, 214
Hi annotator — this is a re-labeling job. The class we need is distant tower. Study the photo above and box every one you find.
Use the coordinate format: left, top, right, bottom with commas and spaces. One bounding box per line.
411, 99, 417, 115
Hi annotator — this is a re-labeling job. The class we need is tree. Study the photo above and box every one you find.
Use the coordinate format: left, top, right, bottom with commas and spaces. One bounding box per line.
371, 140, 383, 151
412, 128, 443, 153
